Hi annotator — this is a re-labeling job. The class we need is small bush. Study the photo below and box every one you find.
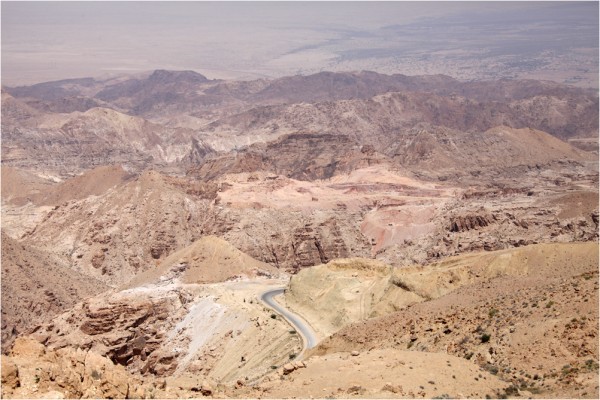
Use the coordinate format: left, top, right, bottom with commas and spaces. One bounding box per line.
270, 314, 277, 319
289, 330, 297, 334
484, 363, 499, 375
481, 333, 491, 343
504, 385, 519, 396
289, 353, 296, 359
584, 359, 599, 371
488, 308, 498, 318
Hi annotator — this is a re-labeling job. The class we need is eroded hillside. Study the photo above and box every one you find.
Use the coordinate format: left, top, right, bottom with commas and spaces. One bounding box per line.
289, 244, 599, 399
1, 70, 598, 399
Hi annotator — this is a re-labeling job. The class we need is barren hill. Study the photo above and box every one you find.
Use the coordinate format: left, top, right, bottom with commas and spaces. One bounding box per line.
251, 71, 597, 105
306, 243, 599, 399
1, 232, 108, 353
22, 170, 219, 286
95, 70, 212, 116
35, 165, 132, 206
123, 235, 280, 289
284, 258, 399, 338
0, 92, 41, 125
390, 125, 594, 180
192, 125, 592, 184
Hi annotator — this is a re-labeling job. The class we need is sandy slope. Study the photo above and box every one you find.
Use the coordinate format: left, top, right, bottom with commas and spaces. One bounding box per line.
123, 235, 281, 288
241, 348, 510, 399
305, 243, 599, 398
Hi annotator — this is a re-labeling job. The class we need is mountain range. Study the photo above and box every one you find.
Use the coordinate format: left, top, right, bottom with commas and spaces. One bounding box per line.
1, 70, 598, 399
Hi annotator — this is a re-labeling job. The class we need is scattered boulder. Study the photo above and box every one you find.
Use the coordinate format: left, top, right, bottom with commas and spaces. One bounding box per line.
201, 380, 213, 396
283, 363, 296, 375
347, 384, 365, 395
382, 382, 403, 394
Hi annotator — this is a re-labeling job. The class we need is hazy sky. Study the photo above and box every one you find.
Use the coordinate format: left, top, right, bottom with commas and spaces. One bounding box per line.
2, 1, 598, 86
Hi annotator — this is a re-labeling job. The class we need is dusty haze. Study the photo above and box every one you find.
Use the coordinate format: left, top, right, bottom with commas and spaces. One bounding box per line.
2, 1, 598, 87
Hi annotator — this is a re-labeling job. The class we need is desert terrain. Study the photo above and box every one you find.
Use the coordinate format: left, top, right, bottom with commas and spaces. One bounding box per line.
1, 69, 598, 399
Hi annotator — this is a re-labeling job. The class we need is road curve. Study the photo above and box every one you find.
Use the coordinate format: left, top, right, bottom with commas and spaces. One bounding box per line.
261, 288, 318, 352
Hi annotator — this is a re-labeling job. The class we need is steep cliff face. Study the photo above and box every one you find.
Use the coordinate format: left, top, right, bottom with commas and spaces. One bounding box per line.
212, 207, 372, 273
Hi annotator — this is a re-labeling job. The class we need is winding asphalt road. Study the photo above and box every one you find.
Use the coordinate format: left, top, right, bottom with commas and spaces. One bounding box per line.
261, 288, 318, 351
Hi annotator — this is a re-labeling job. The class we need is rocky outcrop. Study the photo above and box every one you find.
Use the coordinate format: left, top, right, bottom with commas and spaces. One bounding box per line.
287, 219, 351, 270
280, 361, 306, 376
41, 295, 174, 373
1, 337, 137, 399
219, 209, 372, 273
189, 133, 388, 182
449, 213, 497, 232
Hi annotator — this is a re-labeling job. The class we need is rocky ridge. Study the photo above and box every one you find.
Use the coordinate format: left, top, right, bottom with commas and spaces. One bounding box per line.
3, 71, 597, 178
